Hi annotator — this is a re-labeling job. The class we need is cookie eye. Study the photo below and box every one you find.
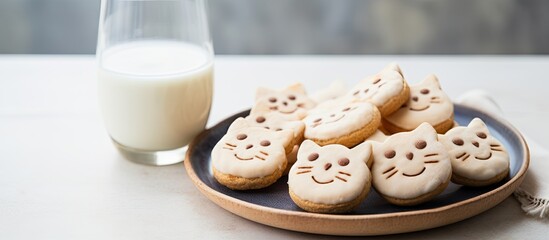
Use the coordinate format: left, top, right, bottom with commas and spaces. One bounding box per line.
288, 95, 296, 101
477, 132, 487, 139
420, 89, 430, 95
364, 89, 369, 94
452, 138, 464, 146
415, 140, 427, 149
236, 134, 247, 140
275, 128, 282, 131
373, 78, 381, 84
412, 96, 419, 102
260, 140, 271, 147
384, 150, 396, 159
256, 116, 266, 123
342, 107, 351, 112
308, 153, 319, 161
268, 97, 277, 103
353, 90, 360, 96
338, 158, 350, 166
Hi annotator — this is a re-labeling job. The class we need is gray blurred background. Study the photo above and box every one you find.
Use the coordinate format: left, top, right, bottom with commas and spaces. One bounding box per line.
0, 0, 548, 54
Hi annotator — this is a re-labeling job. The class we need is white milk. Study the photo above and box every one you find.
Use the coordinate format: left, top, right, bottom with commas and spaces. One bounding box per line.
98, 41, 213, 151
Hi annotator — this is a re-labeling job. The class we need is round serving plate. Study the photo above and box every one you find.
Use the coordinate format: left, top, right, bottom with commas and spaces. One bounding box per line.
184, 104, 529, 236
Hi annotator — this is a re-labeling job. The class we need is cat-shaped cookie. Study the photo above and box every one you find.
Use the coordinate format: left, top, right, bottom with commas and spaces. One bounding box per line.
347, 63, 410, 117
370, 123, 452, 206
439, 118, 510, 186
288, 140, 372, 213
211, 118, 293, 190
302, 100, 381, 147
251, 83, 316, 120
383, 74, 454, 134
243, 112, 305, 174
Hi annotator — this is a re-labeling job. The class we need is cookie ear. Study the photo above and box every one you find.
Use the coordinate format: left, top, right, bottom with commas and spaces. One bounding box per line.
382, 62, 402, 75
421, 74, 441, 88
298, 140, 319, 160
468, 118, 490, 132
437, 133, 446, 142
413, 122, 438, 141
351, 141, 372, 164
255, 87, 275, 100
227, 118, 250, 132
369, 140, 381, 154
271, 129, 294, 148
286, 83, 307, 94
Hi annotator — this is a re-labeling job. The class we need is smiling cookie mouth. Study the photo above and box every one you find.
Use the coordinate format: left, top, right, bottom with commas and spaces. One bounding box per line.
278, 108, 298, 114
312, 176, 334, 184
312, 114, 345, 128
409, 105, 430, 111
234, 153, 254, 161
475, 152, 492, 160
402, 167, 426, 177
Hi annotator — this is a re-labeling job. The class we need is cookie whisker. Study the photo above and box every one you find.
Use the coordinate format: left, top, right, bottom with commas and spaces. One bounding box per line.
259, 150, 269, 156
461, 154, 471, 161
222, 147, 234, 150
297, 103, 305, 108
490, 148, 504, 152
386, 170, 398, 179
270, 106, 278, 110
255, 155, 266, 161
383, 166, 396, 174
298, 166, 313, 169
338, 171, 351, 176
490, 144, 501, 147
335, 176, 348, 182
424, 153, 439, 157
297, 170, 312, 175
225, 143, 237, 148
456, 152, 467, 159
424, 160, 439, 164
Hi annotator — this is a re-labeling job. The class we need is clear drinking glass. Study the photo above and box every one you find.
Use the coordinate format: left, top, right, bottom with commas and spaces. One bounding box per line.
96, 0, 214, 165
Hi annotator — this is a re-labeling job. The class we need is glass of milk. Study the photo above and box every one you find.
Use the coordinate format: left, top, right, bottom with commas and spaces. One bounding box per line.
96, 0, 213, 165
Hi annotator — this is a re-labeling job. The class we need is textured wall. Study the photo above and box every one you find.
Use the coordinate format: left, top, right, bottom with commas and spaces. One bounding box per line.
0, 0, 548, 54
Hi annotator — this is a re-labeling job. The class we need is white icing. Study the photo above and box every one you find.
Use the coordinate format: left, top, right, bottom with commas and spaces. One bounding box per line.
384, 74, 453, 130
365, 129, 388, 142
310, 80, 347, 103
439, 118, 509, 180
371, 123, 452, 199
251, 83, 316, 120
347, 63, 406, 107
288, 140, 372, 204
303, 100, 378, 140
243, 112, 305, 140
211, 118, 293, 178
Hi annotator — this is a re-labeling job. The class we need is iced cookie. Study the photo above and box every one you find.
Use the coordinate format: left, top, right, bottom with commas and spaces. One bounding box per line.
243, 112, 305, 174
383, 74, 454, 134
439, 118, 510, 186
370, 123, 452, 206
251, 83, 316, 120
310, 80, 347, 103
288, 140, 372, 213
302, 100, 381, 147
244, 112, 305, 151
211, 118, 293, 190
347, 63, 410, 117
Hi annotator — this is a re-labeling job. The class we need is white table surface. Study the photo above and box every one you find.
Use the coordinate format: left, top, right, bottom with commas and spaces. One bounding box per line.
1, 55, 548, 239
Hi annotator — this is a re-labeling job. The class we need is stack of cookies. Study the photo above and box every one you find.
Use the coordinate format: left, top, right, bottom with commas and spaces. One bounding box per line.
210, 63, 510, 214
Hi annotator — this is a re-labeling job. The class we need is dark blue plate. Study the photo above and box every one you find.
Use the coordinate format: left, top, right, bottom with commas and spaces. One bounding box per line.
184, 104, 529, 235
